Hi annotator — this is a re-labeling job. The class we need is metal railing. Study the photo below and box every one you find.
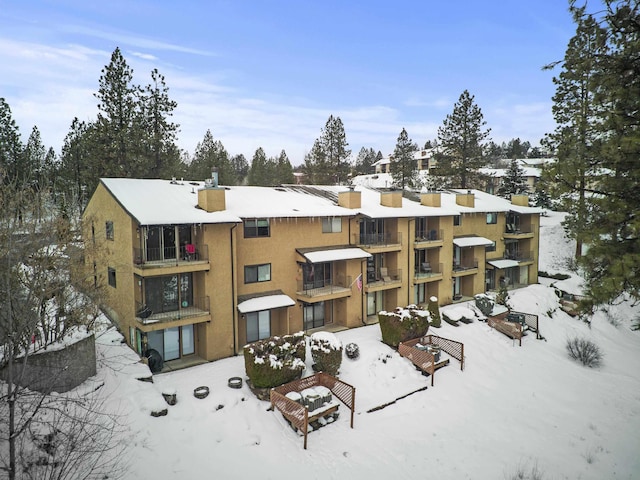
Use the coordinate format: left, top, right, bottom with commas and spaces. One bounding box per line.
414, 262, 443, 279
415, 229, 443, 242
453, 258, 478, 272
368, 268, 402, 284
505, 224, 536, 235
297, 276, 352, 297
133, 244, 209, 265
355, 231, 402, 247
135, 296, 210, 323
503, 250, 533, 262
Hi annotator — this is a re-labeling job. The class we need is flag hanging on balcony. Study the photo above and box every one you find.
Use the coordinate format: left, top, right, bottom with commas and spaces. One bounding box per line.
356, 273, 363, 292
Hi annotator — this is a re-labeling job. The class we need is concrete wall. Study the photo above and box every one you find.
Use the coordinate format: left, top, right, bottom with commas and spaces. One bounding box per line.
1, 334, 96, 394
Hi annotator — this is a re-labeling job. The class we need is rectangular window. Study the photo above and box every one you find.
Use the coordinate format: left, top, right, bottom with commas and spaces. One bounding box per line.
106, 221, 114, 240
486, 212, 498, 224
486, 241, 496, 253
303, 302, 325, 330
414, 284, 426, 305
244, 218, 270, 238
245, 263, 271, 283
246, 310, 271, 343
108, 267, 116, 288
453, 215, 461, 227
322, 217, 342, 233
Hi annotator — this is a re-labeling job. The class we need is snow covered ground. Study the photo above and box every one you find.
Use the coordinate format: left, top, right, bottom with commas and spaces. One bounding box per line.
91, 211, 639, 480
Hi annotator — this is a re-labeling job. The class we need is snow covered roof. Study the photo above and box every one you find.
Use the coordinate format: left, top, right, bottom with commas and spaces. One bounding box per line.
99, 178, 354, 225
487, 259, 520, 269
441, 189, 545, 215
453, 236, 494, 247
299, 247, 371, 263
480, 166, 541, 178
237, 294, 296, 314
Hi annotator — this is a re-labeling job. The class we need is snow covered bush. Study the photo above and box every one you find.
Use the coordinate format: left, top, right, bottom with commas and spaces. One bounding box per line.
243, 332, 306, 388
309, 332, 343, 376
378, 305, 431, 348
474, 293, 494, 317
566, 337, 603, 368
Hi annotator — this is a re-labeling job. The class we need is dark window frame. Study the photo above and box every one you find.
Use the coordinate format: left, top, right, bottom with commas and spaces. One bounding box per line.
106, 221, 114, 240
107, 267, 116, 288
244, 263, 271, 284
244, 218, 270, 238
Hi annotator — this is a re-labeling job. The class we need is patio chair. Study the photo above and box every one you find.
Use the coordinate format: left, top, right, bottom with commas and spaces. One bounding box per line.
421, 262, 432, 273
380, 267, 392, 282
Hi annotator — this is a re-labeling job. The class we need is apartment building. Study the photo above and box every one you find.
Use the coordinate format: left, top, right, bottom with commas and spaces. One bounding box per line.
83, 177, 541, 368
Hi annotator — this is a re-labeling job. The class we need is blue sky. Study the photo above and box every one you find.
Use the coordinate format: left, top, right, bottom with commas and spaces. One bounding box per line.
0, 0, 577, 165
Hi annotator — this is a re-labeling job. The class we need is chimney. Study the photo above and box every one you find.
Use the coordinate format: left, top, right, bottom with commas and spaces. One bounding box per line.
197, 168, 226, 212
511, 194, 529, 207
380, 191, 402, 208
456, 191, 475, 208
420, 192, 441, 207
338, 186, 361, 209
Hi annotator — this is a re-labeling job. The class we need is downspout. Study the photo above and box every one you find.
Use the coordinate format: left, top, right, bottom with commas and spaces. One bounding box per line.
230, 223, 238, 355
408, 217, 414, 306
361, 258, 366, 326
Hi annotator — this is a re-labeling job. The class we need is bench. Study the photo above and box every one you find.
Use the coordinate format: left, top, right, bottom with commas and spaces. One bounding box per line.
487, 315, 523, 346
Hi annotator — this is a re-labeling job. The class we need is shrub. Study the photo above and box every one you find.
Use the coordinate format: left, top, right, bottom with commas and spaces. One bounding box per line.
378, 305, 430, 348
243, 332, 306, 388
538, 270, 571, 280
566, 337, 603, 368
474, 293, 494, 316
309, 332, 343, 376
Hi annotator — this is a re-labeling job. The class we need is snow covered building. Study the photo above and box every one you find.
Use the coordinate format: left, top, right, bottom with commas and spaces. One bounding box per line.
83, 176, 542, 367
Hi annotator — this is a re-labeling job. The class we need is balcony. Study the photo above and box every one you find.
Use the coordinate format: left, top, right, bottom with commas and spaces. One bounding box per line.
135, 296, 210, 325
354, 232, 402, 252
452, 258, 479, 276
504, 224, 536, 239
414, 262, 443, 282
296, 276, 352, 302
133, 245, 210, 271
366, 268, 402, 292
504, 250, 534, 263
415, 229, 444, 247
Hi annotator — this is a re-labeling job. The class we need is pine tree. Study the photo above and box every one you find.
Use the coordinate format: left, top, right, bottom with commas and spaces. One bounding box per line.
353, 147, 378, 176
544, 9, 608, 259
59, 118, 93, 211
141, 68, 180, 178
304, 115, 351, 184
0, 98, 24, 187
433, 90, 491, 189
248, 147, 269, 186
275, 150, 294, 184
188, 130, 234, 185
497, 159, 528, 199
230, 153, 249, 184
92, 47, 143, 177
389, 128, 418, 190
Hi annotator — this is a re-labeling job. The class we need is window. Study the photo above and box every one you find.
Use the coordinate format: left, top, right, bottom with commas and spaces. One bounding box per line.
486, 241, 496, 253
486, 212, 498, 224
245, 263, 271, 283
91, 222, 96, 244
105, 221, 114, 240
108, 267, 116, 288
244, 218, 270, 238
453, 215, 461, 227
414, 284, 426, 305
303, 302, 325, 330
322, 217, 342, 233
246, 310, 271, 342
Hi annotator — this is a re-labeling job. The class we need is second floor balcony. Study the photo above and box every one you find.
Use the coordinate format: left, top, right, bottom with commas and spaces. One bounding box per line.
354, 231, 402, 249
296, 276, 352, 301
134, 244, 209, 268
504, 250, 534, 263
135, 296, 210, 325
414, 262, 443, 281
452, 258, 479, 275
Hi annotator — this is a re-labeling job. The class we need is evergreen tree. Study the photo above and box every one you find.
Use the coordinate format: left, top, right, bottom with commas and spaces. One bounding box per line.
353, 147, 378, 175
304, 115, 351, 184
92, 47, 143, 177
390, 128, 418, 189
230, 153, 249, 184
433, 90, 491, 189
275, 150, 294, 184
59, 118, 93, 211
497, 158, 529, 199
548, 1, 640, 308
544, 9, 608, 259
188, 130, 234, 185
0, 98, 24, 187
248, 147, 269, 186
141, 68, 180, 178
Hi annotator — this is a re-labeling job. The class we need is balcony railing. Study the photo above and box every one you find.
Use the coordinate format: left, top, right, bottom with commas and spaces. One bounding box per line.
297, 276, 352, 297
414, 262, 443, 279
453, 258, 478, 272
415, 229, 443, 243
135, 296, 210, 324
504, 224, 536, 236
367, 268, 402, 286
134, 244, 209, 265
355, 231, 402, 247
504, 250, 533, 262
